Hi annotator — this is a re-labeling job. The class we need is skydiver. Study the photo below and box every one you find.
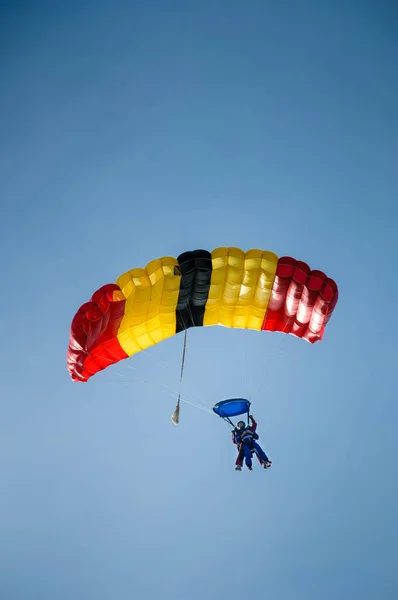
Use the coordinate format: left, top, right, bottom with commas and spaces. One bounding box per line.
232, 416, 263, 470
232, 415, 272, 471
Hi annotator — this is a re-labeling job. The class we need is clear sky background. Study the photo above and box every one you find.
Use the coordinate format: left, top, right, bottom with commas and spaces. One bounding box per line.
1, 1, 397, 599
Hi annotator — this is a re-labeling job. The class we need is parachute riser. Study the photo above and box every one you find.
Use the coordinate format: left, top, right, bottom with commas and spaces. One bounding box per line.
221, 415, 236, 429
221, 408, 249, 430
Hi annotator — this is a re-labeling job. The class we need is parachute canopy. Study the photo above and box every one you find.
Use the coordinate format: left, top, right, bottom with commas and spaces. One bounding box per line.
67, 246, 339, 382
213, 398, 251, 419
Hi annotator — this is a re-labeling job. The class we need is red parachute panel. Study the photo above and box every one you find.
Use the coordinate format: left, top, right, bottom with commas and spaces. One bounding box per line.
262, 257, 339, 343
67, 284, 128, 382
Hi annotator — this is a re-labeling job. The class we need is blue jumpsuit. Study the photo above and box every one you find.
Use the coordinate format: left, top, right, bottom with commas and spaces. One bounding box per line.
234, 425, 269, 469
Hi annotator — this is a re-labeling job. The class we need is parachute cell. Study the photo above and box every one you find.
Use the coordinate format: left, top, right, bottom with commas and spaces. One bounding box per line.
67, 247, 339, 382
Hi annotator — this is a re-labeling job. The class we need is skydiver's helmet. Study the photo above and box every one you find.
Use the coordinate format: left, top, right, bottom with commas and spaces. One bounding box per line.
236, 421, 245, 430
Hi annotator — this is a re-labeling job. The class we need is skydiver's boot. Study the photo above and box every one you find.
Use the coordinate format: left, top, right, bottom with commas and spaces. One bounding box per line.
235, 465, 242, 471
264, 460, 272, 469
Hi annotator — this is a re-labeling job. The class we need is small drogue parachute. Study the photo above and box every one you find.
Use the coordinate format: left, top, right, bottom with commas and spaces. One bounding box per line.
67, 246, 339, 383
213, 398, 251, 428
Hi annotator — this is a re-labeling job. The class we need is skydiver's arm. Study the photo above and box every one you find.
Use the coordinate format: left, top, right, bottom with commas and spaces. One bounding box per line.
249, 415, 257, 431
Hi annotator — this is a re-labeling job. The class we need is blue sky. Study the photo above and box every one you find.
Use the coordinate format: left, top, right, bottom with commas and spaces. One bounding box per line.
1, 1, 397, 598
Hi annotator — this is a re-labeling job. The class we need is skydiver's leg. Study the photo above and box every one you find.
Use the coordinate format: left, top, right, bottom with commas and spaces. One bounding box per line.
235, 446, 244, 468
243, 443, 252, 469
253, 442, 272, 467
253, 448, 263, 465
